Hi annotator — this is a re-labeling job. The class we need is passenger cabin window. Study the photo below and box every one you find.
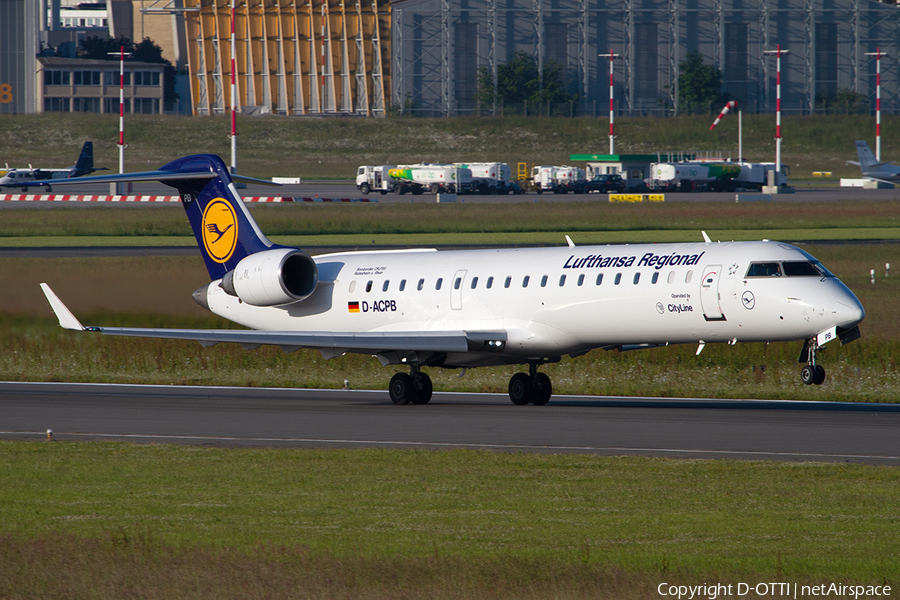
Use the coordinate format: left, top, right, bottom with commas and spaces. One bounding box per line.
596, 273, 603, 285
417, 279, 425, 291
651, 272, 659, 284
522, 276, 530, 288
577, 274, 585, 286
559, 274, 566, 286
349, 281, 356, 293
471, 277, 478, 289
685, 271, 693, 284
614, 273, 622, 285
435, 278, 443, 290
541, 275, 548, 287
382, 280, 390, 292
366, 281, 373, 292
746, 262, 782, 277
504, 276, 512, 288
633, 273, 640, 285
667, 271, 675, 284
486, 277, 494, 289
399, 279, 406, 292
454, 277, 462, 290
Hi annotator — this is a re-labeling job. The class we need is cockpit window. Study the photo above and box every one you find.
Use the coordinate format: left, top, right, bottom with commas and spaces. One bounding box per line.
746, 261, 834, 278
746, 262, 782, 277
783, 261, 834, 278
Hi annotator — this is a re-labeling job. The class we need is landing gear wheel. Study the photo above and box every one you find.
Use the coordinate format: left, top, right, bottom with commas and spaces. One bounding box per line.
508, 372, 533, 405
531, 373, 552, 406
360, 183, 371, 195
814, 365, 826, 385
800, 365, 816, 385
410, 372, 433, 404
389, 373, 413, 404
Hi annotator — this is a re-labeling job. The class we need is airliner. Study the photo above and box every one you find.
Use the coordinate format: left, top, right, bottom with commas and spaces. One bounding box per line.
0, 141, 105, 192
34, 154, 864, 405
847, 140, 900, 182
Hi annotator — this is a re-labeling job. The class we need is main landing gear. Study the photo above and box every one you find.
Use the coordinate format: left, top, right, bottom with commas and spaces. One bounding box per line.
508, 363, 552, 406
798, 338, 826, 386
388, 367, 433, 405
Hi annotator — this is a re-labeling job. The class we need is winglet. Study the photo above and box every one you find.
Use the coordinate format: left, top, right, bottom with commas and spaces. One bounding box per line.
39, 284, 86, 331
701, 231, 712, 243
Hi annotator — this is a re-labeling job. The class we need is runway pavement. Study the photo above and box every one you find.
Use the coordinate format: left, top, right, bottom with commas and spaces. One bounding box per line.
2, 382, 898, 465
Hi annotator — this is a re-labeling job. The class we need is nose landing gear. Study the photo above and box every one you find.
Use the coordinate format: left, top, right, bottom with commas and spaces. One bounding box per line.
798, 338, 826, 385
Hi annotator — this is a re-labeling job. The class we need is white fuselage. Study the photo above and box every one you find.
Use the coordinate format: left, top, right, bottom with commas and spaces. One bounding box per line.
200, 240, 864, 368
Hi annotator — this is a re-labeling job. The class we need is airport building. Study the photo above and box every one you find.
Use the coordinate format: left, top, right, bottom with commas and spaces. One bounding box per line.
2, 0, 899, 117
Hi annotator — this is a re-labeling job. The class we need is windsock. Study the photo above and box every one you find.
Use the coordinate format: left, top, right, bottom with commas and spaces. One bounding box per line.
710, 100, 738, 130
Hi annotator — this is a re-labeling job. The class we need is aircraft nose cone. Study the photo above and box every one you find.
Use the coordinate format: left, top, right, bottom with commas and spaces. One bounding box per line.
833, 294, 865, 329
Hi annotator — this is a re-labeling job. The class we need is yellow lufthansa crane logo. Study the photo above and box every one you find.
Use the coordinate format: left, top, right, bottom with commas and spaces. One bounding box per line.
201, 199, 238, 263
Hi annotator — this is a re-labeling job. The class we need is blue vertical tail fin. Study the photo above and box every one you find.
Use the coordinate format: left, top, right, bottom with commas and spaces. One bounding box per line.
72, 142, 94, 176
160, 154, 285, 281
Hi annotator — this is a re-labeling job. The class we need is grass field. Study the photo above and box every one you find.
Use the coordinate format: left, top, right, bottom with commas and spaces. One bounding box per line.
1, 443, 898, 599
1, 112, 898, 180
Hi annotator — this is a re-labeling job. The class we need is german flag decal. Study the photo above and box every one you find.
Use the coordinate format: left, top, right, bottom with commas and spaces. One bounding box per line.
348, 301, 360, 313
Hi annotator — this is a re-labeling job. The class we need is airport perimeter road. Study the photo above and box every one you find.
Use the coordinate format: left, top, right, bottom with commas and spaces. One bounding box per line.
4, 181, 900, 205
2, 382, 899, 465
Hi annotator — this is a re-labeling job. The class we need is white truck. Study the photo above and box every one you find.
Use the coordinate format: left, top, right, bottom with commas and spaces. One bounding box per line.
649, 161, 789, 192
454, 162, 516, 194
530, 165, 585, 194
388, 164, 474, 195
356, 165, 399, 195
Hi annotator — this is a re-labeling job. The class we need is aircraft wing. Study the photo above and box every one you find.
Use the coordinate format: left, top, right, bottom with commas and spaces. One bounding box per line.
40, 284, 495, 355
23, 168, 279, 188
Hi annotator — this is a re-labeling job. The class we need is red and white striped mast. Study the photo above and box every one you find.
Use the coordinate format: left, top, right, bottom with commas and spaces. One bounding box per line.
866, 48, 888, 162
230, 0, 238, 174
599, 50, 619, 155
764, 45, 789, 175
107, 45, 131, 194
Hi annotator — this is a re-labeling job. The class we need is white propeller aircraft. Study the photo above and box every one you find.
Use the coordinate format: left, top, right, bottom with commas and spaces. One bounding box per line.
0, 141, 106, 192
847, 140, 900, 182
34, 154, 865, 405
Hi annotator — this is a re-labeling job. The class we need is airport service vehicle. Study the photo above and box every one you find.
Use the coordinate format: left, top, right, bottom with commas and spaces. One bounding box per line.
650, 161, 788, 192
531, 165, 585, 194
388, 164, 473, 194
355, 165, 399, 195
0, 141, 105, 192
580, 174, 627, 194
34, 155, 864, 405
454, 162, 515, 194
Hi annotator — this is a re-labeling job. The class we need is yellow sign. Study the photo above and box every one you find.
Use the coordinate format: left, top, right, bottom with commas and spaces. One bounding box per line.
201, 198, 238, 263
609, 194, 665, 203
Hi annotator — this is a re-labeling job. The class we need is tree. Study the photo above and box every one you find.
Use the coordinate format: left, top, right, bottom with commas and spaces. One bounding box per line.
815, 88, 868, 115
475, 51, 576, 111
78, 36, 178, 106
678, 51, 724, 115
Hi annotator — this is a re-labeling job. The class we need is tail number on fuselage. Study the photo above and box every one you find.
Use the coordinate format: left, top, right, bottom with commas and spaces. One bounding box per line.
349, 300, 397, 313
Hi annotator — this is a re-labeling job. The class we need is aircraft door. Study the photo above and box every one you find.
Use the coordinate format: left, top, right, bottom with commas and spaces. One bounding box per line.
699, 265, 726, 321
451, 269, 467, 310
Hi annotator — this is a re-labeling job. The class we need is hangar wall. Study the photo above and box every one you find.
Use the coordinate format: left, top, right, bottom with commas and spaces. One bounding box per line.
391, 0, 900, 117
183, 0, 390, 116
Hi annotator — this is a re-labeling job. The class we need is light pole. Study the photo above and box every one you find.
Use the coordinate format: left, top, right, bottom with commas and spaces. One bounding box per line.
865, 48, 888, 162
107, 46, 132, 194
230, 0, 238, 175
598, 51, 620, 155
764, 45, 789, 177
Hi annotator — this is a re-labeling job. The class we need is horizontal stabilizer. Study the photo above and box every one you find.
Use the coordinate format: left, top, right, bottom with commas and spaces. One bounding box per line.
21, 168, 279, 189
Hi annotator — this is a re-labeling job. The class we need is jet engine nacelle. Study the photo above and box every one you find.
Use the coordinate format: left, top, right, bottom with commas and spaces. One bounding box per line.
220, 248, 318, 306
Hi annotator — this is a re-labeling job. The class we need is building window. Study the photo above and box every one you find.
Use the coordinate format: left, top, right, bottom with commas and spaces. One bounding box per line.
73, 98, 100, 113
104, 71, 131, 86
134, 71, 161, 87
44, 71, 70, 86
73, 71, 100, 86
134, 98, 159, 114
44, 98, 70, 112
104, 98, 130, 114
